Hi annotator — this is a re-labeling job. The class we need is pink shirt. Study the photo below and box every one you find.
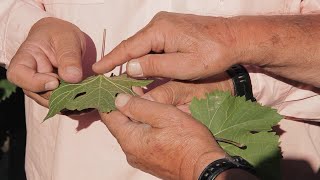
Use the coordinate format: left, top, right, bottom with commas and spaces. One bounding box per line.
0, 0, 319, 179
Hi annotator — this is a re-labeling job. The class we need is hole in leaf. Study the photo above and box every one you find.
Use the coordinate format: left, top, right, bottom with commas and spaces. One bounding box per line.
239, 146, 247, 150
61, 108, 95, 116
115, 93, 119, 97
74, 92, 86, 99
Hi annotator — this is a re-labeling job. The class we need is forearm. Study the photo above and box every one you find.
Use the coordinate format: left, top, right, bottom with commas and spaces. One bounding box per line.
232, 14, 320, 87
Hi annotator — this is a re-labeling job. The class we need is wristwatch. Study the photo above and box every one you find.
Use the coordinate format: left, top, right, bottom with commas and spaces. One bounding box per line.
226, 64, 256, 102
198, 156, 256, 180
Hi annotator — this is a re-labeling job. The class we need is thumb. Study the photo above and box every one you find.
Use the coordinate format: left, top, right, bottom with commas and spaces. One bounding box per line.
53, 30, 86, 83
115, 93, 183, 127
125, 53, 205, 80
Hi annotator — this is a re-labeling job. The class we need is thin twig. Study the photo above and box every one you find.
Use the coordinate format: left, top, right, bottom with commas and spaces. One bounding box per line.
216, 137, 246, 149
101, 29, 106, 59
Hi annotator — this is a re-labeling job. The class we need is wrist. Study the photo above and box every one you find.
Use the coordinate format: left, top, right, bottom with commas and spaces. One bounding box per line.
230, 15, 320, 67
228, 16, 275, 66
192, 151, 227, 180
178, 145, 226, 180
197, 156, 257, 180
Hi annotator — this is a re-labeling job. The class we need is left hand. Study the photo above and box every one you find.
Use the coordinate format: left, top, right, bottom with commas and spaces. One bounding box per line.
7, 17, 87, 107
100, 94, 226, 180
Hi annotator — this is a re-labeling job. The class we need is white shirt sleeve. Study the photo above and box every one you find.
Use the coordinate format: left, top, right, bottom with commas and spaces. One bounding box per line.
301, 0, 320, 14
0, 0, 51, 68
246, 65, 320, 120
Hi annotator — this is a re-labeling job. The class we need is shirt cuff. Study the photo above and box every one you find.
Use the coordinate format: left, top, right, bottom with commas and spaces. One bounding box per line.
0, 1, 51, 68
245, 65, 320, 120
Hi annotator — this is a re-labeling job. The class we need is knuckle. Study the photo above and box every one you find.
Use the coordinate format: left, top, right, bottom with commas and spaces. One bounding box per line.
126, 157, 135, 167
126, 156, 140, 169
22, 89, 31, 97
150, 85, 175, 104
140, 27, 164, 53
57, 49, 81, 63
52, 33, 82, 62
6, 68, 15, 83
151, 12, 172, 27
52, 32, 76, 47
154, 17, 170, 28
154, 11, 169, 19
119, 39, 134, 59
120, 138, 137, 155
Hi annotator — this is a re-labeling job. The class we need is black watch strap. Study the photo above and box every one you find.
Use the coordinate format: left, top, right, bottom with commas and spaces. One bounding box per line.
198, 156, 256, 180
226, 64, 256, 102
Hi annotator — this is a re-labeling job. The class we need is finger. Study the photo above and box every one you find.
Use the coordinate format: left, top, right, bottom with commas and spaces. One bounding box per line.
115, 93, 182, 127
142, 81, 196, 105
25, 47, 54, 73
23, 90, 49, 107
177, 104, 191, 114
7, 53, 59, 92
92, 27, 163, 74
132, 86, 144, 96
143, 74, 234, 105
126, 53, 207, 80
100, 111, 138, 142
53, 32, 85, 83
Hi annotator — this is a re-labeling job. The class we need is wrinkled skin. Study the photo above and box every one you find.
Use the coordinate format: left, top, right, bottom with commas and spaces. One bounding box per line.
94, 12, 320, 87
101, 93, 227, 180
93, 12, 241, 80
100, 75, 257, 180
7, 17, 86, 107
97, 12, 320, 180
143, 73, 234, 114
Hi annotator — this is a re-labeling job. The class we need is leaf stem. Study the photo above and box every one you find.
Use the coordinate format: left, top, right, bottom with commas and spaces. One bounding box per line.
216, 137, 246, 149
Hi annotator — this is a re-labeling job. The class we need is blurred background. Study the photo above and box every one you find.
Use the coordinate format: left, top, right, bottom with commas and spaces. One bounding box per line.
0, 66, 27, 180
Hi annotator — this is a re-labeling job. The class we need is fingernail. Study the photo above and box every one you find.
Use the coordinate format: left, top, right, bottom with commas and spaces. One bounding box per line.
115, 93, 131, 108
65, 66, 82, 77
127, 60, 143, 77
45, 81, 59, 90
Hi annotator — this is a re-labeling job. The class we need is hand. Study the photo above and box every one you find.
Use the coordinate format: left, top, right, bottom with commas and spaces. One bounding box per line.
93, 12, 241, 80
94, 13, 320, 87
101, 94, 227, 180
142, 72, 234, 113
7, 17, 86, 107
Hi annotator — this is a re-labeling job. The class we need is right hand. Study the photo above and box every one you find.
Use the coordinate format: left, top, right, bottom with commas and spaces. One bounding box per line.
7, 17, 86, 107
94, 12, 320, 87
93, 12, 242, 80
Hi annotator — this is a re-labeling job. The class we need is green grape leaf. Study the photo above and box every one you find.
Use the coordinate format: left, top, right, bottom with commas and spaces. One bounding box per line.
45, 74, 152, 121
0, 79, 16, 102
190, 91, 282, 180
